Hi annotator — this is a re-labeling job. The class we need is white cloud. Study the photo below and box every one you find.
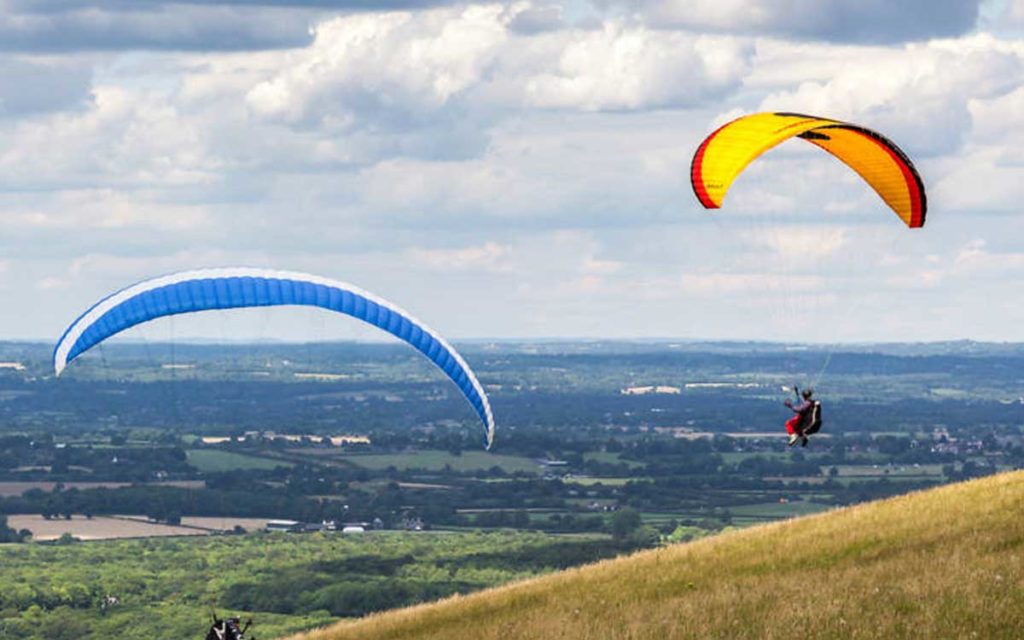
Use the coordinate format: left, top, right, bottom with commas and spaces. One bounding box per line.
1007, 0, 1024, 22
523, 28, 750, 110
0, 84, 219, 190
680, 271, 824, 295
246, 4, 753, 130
1, 2, 1024, 342
743, 227, 848, 262
36, 276, 68, 290
408, 241, 512, 271
953, 238, 1024, 273
980, 0, 1024, 32
246, 7, 510, 126
757, 35, 1024, 157
66, 249, 269, 280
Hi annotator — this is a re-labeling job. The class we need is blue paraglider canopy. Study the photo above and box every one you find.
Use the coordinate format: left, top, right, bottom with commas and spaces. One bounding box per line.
53, 267, 495, 449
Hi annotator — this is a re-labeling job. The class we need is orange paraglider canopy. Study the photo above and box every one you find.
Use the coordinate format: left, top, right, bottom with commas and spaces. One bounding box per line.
690, 112, 926, 228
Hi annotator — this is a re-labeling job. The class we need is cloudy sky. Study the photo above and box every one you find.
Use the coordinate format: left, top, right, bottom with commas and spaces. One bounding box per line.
2, 0, 1024, 343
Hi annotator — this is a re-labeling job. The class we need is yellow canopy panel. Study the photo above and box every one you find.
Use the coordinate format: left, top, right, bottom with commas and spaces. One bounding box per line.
690, 112, 926, 228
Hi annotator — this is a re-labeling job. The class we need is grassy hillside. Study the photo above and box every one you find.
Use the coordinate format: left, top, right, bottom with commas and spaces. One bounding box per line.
289, 471, 1024, 640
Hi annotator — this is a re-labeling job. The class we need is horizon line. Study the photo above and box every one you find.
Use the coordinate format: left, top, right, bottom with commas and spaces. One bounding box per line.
0, 336, 1010, 346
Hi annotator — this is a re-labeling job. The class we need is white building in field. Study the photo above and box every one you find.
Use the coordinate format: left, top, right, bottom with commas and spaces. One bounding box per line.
621, 385, 681, 395
266, 519, 302, 533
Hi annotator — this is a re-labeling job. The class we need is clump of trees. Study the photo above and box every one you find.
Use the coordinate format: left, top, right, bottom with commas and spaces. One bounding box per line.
0, 515, 30, 543
0, 528, 634, 637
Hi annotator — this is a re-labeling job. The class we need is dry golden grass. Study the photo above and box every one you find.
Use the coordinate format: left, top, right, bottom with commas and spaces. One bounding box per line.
287, 471, 1024, 640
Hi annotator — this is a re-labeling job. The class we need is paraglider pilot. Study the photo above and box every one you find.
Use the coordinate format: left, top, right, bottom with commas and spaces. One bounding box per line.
206, 614, 251, 640
784, 386, 814, 447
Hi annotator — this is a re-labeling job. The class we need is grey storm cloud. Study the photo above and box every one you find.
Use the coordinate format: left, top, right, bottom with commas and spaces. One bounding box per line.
0, 59, 92, 116
604, 0, 982, 44
0, 0, 455, 52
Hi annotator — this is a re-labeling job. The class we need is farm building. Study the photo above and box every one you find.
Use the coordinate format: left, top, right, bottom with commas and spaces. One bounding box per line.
265, 519, 302, 533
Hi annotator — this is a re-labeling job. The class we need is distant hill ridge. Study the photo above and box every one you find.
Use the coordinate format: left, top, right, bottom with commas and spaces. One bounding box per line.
290, 471, 1024, 640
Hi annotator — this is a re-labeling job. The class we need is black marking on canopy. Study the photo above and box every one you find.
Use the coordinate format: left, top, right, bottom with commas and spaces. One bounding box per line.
798, 130, 832, 141
773, 111, 820, 119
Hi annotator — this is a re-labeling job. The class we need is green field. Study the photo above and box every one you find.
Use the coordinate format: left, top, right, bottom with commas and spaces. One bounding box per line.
719, 451, 891, 465
582, 452, 645, 468
727, 500, 832, 519
186, 449, 294, 472
827, 463, 945, 477
719, 451, 816, 463
564, 476, 639, 486
652, 500, 834, 527
336, 450, 540, 474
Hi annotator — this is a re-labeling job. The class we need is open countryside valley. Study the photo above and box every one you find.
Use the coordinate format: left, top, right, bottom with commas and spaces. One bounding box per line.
0, 340, 1022, 637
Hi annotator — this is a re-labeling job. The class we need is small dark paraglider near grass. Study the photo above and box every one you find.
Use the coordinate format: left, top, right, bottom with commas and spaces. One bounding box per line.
205, 612, 253, 640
